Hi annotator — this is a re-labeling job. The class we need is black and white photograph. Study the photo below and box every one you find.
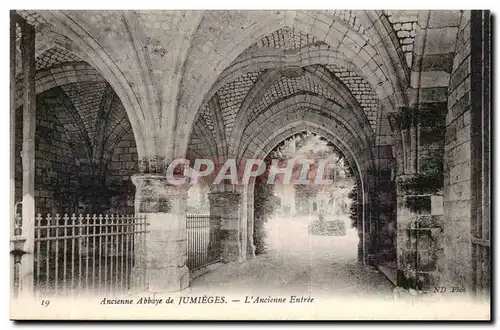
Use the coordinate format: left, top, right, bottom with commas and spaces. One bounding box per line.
7, 8, 492, 320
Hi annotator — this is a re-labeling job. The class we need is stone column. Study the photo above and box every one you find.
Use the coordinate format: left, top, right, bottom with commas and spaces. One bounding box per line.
131, 174, 189, 293
208, 192, 242, 263
390, 102, 447, 291
371, 166, 397, 266
396, 186, 444, 291
246, 184, 256, 259
240, 188, 248, 261
16, 16, 36, 299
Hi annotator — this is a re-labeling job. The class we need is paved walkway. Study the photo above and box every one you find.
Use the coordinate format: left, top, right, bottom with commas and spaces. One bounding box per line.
191, 215, 394, 300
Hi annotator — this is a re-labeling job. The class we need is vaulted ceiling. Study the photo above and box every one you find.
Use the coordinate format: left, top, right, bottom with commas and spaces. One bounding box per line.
12, 10, 461, 168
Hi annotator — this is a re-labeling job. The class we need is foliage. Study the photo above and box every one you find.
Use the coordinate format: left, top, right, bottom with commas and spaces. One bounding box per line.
397, 151, 444, 196
308, 218, 346, 236
398, 104, 445, 198
253, 132, 359, 253
253, 174, 279, 255
272, 132, 355, 210
347, 185, 358, 229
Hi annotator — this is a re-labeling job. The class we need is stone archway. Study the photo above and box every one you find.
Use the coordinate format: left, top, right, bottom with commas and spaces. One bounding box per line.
176, 10, 409, 160
11, 12, 147, 217
13, 65, 141, 216
243, 124, 370, 264
238, 116, 399, 267
31, 11, 156, 159
183, 13, 403, 272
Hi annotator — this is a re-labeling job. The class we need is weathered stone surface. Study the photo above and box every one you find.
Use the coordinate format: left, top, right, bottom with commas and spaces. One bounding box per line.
209, 191, 243, 263
12, 10, 489, 299
131, 174, 190, 293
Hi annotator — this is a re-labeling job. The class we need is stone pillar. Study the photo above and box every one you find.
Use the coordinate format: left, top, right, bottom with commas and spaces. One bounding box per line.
246, 184, 256, 259
390, 101, 447, 291
396, 189, 444, 292
364, 199, 376, 266
372, 166, 397, 265
131, 174, 189, 293
240, 188, 248, 261
208, 192, 242, 263
17, 17, 36, 299
356, 199, 364, 263
10, 13, 16, 239
364, 171, 379, 266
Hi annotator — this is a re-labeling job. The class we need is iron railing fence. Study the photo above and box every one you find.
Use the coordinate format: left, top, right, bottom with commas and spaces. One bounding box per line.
186, 215, 221, 271
33, 213, 148, 297
12, 211, 224, 295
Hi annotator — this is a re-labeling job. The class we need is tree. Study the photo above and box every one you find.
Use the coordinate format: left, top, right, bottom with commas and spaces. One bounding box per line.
253, 174, 278, 254
347, 186, 358, 229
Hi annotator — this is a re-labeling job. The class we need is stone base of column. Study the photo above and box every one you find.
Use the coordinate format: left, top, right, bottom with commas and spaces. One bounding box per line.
209, 192, 243, 264
247, 242, 256, 259
221, 229, 242, 263
18, 252, 34, 299
142, 265, 189, 293
130, 269, 191, 297
396, 194, 444, 291
131, 174, 190, 294
130, 214, 190, 293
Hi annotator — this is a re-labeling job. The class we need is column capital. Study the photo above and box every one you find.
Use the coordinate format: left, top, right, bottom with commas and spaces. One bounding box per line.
132, 174, 190, 196
130, 174, 190, 293
210, 182, 247, 193
132, 173, 190, 213
208, 191, 242, 206
137, 155, 167, 174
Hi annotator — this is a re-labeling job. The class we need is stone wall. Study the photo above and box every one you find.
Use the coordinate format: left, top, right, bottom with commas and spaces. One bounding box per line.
105, 129, 138, 214
15, 101, 88, 216
442, 10, 471, 289
393, 10, 467, 292
441, 10, 491, 294
15, 92, 139, 216
385, 10, 419, 67
372, 146, 397, 265
326, 65, 378, 130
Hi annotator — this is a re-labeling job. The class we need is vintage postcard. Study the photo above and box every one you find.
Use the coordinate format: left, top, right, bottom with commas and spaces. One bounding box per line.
9, 9, 491, 320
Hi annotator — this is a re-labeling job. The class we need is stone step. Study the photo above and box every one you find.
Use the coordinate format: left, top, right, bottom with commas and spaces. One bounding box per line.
377, 263, 398, 286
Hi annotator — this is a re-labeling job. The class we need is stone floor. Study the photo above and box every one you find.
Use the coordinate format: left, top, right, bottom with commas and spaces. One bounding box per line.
185, 216, 489, 320
19, 215, 487, 320
190, 215, 394, 300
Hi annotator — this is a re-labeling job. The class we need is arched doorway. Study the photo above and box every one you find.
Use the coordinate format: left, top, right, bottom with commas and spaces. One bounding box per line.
253, 132, 360, 267
10, 15, 146, 296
